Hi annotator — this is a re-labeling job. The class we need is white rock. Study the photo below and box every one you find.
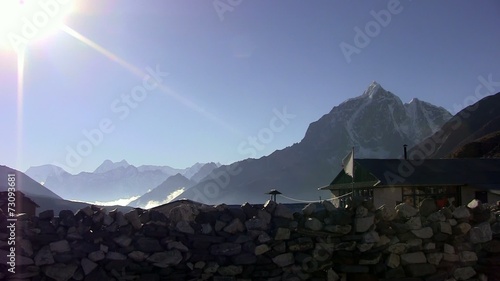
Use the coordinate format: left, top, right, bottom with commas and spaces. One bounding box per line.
396, 203, 419, 218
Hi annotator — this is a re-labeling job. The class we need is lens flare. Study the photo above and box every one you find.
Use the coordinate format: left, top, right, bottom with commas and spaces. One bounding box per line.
0, 0, 75, 52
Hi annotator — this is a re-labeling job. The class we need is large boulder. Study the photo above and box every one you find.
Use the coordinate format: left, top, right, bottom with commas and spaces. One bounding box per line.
419, 198, 438, 217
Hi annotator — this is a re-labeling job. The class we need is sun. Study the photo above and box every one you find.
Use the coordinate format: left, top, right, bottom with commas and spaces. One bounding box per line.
0, 0, 75, 53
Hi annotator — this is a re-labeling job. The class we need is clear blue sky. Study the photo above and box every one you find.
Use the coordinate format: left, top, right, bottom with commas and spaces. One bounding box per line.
1, 0, 499, 174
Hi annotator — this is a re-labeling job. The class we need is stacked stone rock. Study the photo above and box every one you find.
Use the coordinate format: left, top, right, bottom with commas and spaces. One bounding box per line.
0, 198, 498, 281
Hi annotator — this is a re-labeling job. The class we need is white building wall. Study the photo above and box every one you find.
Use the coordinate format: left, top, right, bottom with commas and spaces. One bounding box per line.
373, 187, 402, 208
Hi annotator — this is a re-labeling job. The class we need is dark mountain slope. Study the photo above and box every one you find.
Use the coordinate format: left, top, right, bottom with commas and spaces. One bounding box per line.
410, 92, 500, 159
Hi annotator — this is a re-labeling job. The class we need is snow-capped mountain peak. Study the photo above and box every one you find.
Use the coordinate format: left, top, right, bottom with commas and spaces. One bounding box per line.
364, 81, 382, 97
302, 81, 452, 160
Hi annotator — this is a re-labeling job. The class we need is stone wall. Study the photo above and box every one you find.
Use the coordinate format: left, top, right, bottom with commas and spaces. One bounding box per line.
0, 198, 499, 281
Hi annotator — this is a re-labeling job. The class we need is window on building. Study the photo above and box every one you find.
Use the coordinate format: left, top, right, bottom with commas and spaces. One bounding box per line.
401, 186, 459, 208
337, 188, 374, 207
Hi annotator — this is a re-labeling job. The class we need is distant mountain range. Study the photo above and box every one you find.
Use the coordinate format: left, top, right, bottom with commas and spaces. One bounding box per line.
25, 161, 219, 203
127, 173, 196, 208
173, 82, 453, 205
128, 163, 220, 208
17, 82, 499, 209
0, 166, 131, 214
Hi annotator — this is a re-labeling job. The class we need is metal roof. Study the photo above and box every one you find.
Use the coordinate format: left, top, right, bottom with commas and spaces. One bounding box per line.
320, 158, 500, 190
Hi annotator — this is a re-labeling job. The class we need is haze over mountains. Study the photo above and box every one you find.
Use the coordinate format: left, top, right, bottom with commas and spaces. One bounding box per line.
15, 82, 500, 211
25, 161, 220, 203
0, 166, 131, 214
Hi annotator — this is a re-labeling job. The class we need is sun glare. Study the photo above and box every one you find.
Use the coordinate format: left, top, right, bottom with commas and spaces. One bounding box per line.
0, 0, 75, 52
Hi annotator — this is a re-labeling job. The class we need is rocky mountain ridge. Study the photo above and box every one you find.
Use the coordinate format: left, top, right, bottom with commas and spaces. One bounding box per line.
174, 82, 452, 205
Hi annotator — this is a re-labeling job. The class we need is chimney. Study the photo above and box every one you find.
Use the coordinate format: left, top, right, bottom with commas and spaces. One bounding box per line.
403, 144, 408, 160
